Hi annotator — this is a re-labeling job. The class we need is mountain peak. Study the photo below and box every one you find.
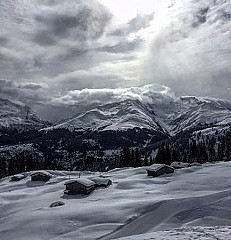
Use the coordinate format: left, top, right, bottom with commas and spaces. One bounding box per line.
0, 98, 49, 131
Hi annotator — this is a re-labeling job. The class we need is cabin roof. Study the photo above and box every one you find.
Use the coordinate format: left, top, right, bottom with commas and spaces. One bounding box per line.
90, 177, 111, 185
170, 162, 190, 168
12, 174, 25, 179
146, 164, 168, 172
65, 178, 95, 187
31, 171, 52, 177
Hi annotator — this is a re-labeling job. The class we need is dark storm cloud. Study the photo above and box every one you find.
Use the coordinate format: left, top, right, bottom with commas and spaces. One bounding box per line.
0, 37, 8, 46
0, 79, 48, 105
192, 7, 209, 27
33, 4, 112, 46
221, 10, 231, 20
0, 79, 44, 92
111, 12, 154, 36
56, 47, 89, 62
33, 31, 56, 46
0, 0, 118, 98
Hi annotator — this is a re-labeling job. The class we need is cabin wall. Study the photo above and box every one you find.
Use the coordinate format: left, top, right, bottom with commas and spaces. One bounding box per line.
147, 167, 174, 177
156, 167, 174, 176
147, 170, 157, 177
11, 176, 24, 181
31, 174, 51, 182
66, 183, 94, 195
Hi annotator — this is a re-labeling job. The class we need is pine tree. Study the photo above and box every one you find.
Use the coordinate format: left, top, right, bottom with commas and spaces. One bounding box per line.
155, 143, 165, 164
8, 159, 16, 176
135, 148, 141, 167
188, 139, 197, 163
131, 149, 135, 167
119, 148, 124, 168
0, 158, 7, 179
143, 155, 148, 166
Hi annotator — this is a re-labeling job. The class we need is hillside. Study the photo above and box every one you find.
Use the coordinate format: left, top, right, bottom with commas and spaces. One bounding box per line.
0, 162, 231, 239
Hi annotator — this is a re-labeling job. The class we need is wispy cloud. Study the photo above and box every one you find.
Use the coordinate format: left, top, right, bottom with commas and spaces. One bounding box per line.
145, 0, 231, 99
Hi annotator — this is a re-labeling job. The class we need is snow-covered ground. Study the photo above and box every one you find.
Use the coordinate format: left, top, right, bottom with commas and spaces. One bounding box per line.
1, 162, 231, 240
116, 226, 231, 240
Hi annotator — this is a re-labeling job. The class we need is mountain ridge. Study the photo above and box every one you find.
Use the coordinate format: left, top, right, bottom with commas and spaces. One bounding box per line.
41, 95, 231, 136
0, 97, 49, 131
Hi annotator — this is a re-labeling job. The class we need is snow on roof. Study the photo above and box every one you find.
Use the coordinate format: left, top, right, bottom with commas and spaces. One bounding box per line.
190, 162, 201, 166
90, 177, 112, 185
65, 178, 95, 187
170, 162, 191, 168
12, 174, 25, 178
146, 164, 171, 172
31, 170, 52, 177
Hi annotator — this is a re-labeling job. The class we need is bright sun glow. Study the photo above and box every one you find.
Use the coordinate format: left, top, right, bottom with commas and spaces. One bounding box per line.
101, 0, 171, 22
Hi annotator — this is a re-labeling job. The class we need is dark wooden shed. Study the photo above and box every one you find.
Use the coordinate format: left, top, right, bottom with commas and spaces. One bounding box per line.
64, 178, 95, 195
146, 164, 174, 177
31, 171, 51, 182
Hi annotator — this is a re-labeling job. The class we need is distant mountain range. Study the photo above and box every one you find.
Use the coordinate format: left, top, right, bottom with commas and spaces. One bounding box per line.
41, 95, 231, 136
0, 98, 49, 131
1, 93, 231, 137
1, 93, 231, 173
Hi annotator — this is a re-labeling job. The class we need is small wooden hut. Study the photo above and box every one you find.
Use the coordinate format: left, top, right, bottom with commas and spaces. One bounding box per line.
146, 164, 174, 177
31, 171, 51, 182
11, 174, 26, 181
64, 178, 95, 195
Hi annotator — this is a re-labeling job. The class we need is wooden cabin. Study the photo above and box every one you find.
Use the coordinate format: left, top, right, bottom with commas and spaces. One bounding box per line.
64, 178, 95, 195
11, 174, 26, 181
31, 171, 51, 182
146, 164, 174, 177
170, 161, 191, 169
90, 177, 112, 188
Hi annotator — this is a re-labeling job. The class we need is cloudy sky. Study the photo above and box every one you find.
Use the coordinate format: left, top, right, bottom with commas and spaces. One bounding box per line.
0, 0, 230, 120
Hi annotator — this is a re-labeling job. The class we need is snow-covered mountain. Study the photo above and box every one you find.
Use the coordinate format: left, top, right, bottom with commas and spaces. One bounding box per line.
43, 100, 165, 133
0, 98, 49, 131
42, 95, 231, 136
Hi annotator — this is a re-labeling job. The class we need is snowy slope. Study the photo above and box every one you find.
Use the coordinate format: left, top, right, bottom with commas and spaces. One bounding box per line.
0, 98, 48, 131
42, 96, 231, 135
1, 162, 231, 240
168, 96, 231, 134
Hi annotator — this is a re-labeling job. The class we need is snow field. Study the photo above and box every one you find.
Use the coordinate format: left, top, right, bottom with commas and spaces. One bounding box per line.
0, 162, 231, 240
